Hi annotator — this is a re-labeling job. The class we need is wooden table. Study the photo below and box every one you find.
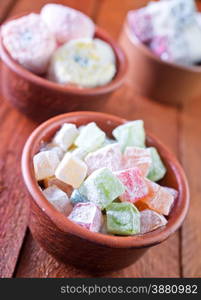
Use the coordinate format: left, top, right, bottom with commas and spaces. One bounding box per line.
0, 0, 201, 278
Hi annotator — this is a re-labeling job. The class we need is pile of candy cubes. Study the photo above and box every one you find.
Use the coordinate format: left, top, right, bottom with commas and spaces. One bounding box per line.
1, 4, 116, 88
33, 120, 178, 236
127, 0, 201, 66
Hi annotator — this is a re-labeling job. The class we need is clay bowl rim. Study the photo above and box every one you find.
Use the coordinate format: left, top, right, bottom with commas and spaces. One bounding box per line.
21, 111, 190, 249
125, 20, 201, 74
0, 13, 128, 96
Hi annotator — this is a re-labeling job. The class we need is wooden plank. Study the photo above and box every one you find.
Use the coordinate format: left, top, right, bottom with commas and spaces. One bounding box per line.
180, 98, 201, 277
96, 0, 150, 39
0, 94, 36, 277
14, 0, 181, 278
0, 0, 35, 277
177, 0, 201, 280
0, 0, 16, 24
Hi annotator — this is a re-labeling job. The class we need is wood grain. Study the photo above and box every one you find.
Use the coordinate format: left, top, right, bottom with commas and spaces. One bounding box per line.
0, 92, 36, 277
96, 0, 150, 39
178, 0, 201, 279
13, 0, 181, 278
180, 97, 201, 277
0, 1, 32, 277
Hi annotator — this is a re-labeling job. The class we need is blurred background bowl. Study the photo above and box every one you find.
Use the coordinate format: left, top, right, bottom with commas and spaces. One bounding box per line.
21, 111, 189, 273
0, 15, 128, 123
119, 21, 201, 107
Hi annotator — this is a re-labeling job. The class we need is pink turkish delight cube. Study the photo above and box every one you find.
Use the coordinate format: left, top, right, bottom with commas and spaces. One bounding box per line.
85, 143, 122, 175
40, 4, 95, 44
163, 187, 178, 200
1, 13, 56, 74
127, 9, 153, 43
140, 209, 167, 234
68, 202, 103, 232
115, 167, 151, 203
150, 35, 172, 60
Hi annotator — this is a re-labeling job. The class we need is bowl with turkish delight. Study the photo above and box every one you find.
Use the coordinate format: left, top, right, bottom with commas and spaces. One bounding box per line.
0, 4, 127, 122
21, 111, 189, 272
119, 0, 201, 106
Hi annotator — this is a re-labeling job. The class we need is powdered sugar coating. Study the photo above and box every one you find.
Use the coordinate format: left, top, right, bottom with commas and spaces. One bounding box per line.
41, 4, 95, 44
123, 146, 152, 176
106, 202, 140, 235
75, 122, 106, 152
52, 123, 78, 151
115, 167, 149, 203
70, 189, 89, 205
137, 179, 175, 216
33, 150, 60, 181
140, 209, 167, 234
55, 152, 88, 188
163, 186, 178, 200
68, 202, 103, 232
48, 38, 116, 87
127, 9, 153, 43
43, 185, 72, 215
112, 120, 145, 151
127, 0, 201, 66
79, 167, 125, 210
2, 13, 56, 74
147, 147, 166, 182
85, 143, 122, 175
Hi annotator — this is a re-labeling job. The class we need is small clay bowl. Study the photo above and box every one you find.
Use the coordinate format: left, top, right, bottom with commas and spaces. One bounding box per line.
119, 21, 201, 106
0, 15, 128, 123
21, 111, 189, 273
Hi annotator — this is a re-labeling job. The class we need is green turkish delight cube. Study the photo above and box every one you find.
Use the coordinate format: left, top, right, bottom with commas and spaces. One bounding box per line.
112, 120, 145, 151
74, 122, 105, 152
79, 167, 125, 210
106, 202, 140, 235
147, 147, 166, 181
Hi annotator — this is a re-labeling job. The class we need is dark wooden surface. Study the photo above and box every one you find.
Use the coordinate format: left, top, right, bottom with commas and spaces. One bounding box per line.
0, 0, 200, 278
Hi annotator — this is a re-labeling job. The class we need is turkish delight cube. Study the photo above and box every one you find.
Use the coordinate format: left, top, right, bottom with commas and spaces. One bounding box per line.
85, 143, 122, 175
106, 202, 140, 235
2, 13, 56, 74
74, 122, 106, 152
136, 179, 175, 216
55, 152, 87, 188
115, 167, 150, 203
123, 146, 152, 176
33, 150, 60, 181
147, 147, 166, 181
52, 123, 78, 151
70, 189, 89, 205
112, 120, 145, 151
43, 185, 72, 215
68, 202, 103, 232
79, 167, 125, 210
40, 4, 95, 44
140, 209, 167, 234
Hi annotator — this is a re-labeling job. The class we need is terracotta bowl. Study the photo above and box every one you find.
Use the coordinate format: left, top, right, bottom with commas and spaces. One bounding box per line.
119, 21, 201, 106
21, 111, 189, 273
0, 15, 128, 123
